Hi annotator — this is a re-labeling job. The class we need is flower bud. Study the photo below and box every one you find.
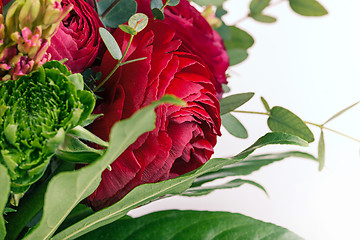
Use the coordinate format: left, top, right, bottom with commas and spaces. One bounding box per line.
18, 0, 40, 29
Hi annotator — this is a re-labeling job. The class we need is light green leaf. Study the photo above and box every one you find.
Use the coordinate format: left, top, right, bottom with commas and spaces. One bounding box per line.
0, 164, 10, 240
322, 101, 360, 126
221, 84, 230, 93
192, 0, 225, 7
228, 48, 248, 66
52, 132, 307, 240
150, 0, 163, 9
97, 0, 137, 28
250, 0, 271, 15
268, 106, 315, 143
221, 113, 248, 139
118, 25, 137, 35
76, 210, 303, 240
24, 95, 182, 240
289, 0, 328, 16
99, 27, 122, 60
193, 151, 316, 187
182, 178, 267, 197
67, 74, 84, 91
81, 114, 103, 127
220, 92, 254, 115
318, 130, 325, 171
167, 0, 180, 6
68, 126, 109, 148
261, 96, 270, 112
128, 13, 148, 32
251, 13, 277, 23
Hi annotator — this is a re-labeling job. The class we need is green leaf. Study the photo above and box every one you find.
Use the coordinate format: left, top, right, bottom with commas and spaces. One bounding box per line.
97, 0, 137, 28
193, 151, 316, 187
24, 95, 182, 240
118, 25, 137, 35
191, 0, 226, 7
67, 74, 84, 91
224, 26, 254, 50
76, 210, 303, 240
81, 114, 103, 127
52, 132, 308, 240
250, 0, 271, 15
268, 106, 315, 143
150, 0, 163, 9
221, 113, 248, 139
0, 164, 10, 240
99, 27, 122, 60
151, 8, 165, 20
220, 92, 254, 115
128, 13, 148, 32
318, 130, 325, 171
228, 48, 248, 66
221, 84, 230, 93
289, 0, 328, 16
251, 13, 277, 23
68, 126, 109, 148
261, 96, 270, 112
167, 0, 180, 6
322, 101, 360, 126
182, 178, 267, 197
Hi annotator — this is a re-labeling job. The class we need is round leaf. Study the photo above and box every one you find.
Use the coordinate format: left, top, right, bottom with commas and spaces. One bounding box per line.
99, 27, 122, 60
289, 0, 328, 16
128, 13, 148, 32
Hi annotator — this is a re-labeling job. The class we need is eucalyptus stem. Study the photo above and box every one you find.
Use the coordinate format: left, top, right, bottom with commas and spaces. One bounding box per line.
232, 110, 360, 143
93, 35, 135, 92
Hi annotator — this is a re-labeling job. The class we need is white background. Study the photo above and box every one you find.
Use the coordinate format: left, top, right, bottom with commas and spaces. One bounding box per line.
131, 1, 360, 239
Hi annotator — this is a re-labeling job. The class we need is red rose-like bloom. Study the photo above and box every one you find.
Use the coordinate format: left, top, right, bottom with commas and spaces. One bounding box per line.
135, 0, 229, 98
46, 0, 103, 73
86, 21, 221, 210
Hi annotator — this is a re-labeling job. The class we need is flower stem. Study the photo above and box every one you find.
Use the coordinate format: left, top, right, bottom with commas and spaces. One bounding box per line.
232, 110, 360, 143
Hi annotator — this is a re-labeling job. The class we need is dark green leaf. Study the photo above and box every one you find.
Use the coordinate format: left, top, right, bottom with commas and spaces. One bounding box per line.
193, 151, 316, 187
52, 132, 308, 240
318, 130, 325, 171
289, 0, 328, 16
152, 8, 165, 20
215, 7, 227, 18
97, 0, 137, 28
182, 178, 267, 197
251, 13, 277, 23
221, 113, 248, 139
268, 106, 315, 143
224, 26, 254, 50
128, 13, 148, 32
215, 21, 230, 40
250, 0, 271, 14
261, 96, 270, 112
77, 210, 303, 240
220, 92, 254, 115
0, 164, 10, 240
99, 27, 122, 60
118, 25, 137, 35
167, 0, 180, 6
24, 95, 183, 240
228, 48, 248, 66
322, 101, 360, 126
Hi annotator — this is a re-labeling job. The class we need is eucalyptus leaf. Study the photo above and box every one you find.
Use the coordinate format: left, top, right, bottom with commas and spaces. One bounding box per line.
52, 132, 308, 240
228, 48, 248, 66
220, 92, 254, 115
318, 130, 325, 171
152, 8, 165, 20
322, 101, 360, 126
24, 95, 183, 240
128, 13, 148, 32
289, 0, 328, 16
224, 26, 254, 50
193, 151, 316, 187
167, 0, 180, 6
118, 25, 137, 35
192, 0, 225, 7
97, 0, 137, 28
0, 164, 10, 240
99, 27, 122, 60
182, 178, 267, 197
268, 106, 315, 143
250, 0, 271, 15
251, 13, 277, 23
76, 210, 302, 240
221, 113, 248, 139
150, 0, 163, 9
261, 96, 271, 112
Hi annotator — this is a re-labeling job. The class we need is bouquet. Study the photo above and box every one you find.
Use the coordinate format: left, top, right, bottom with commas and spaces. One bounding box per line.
0, 0, 357, 239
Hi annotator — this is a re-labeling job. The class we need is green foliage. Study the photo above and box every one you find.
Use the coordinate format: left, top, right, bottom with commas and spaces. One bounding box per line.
261, 96, 271, 112
151, 0, 165, 20
52, 132, 307, 240
192, 0, 226, 7
0, 61, 95, 194
76, 210, 303, 240
224, 26, 254, 65
289, 0, 328, 16
250, 0, 271, 15
99, 27, 122, 60
193, 151, 316, 187
0, 164, 10, 240
167, 0, 180, 7
322, 101, 360, 126
251, 13, 277, 23
221, 113, 248, 139
97, 0, 137, 28
220, 92, 254, 115
23, 95, 183, 240
268, 106, 315, 143
128, 13, 148, 32
318, 130, 325, 171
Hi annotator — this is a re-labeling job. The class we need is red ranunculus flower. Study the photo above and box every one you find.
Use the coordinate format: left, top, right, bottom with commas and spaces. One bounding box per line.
86, 21, 221, 210
135, 0, 229, 98
46, 0, 103, 73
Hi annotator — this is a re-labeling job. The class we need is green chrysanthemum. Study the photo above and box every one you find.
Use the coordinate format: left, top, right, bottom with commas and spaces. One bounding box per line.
0, 61, 95, 195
